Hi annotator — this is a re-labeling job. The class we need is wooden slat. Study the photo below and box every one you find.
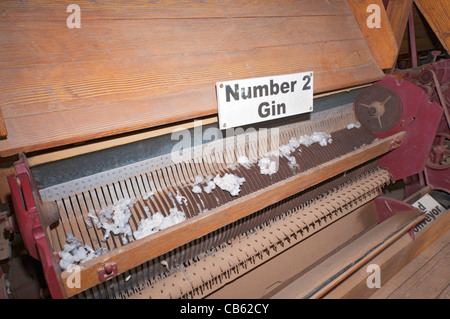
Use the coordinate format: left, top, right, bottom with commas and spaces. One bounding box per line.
324, 206, 449, 299
0, 16, 364, 68
0, 109, 7, 138
414, 0, 450, 54
370, 215, 449, 299
398, 5, 437, 56
60, 131, 405, 297
1, 38, 377, 118
0, 0, 352, 20
386, 0, 413, 50
0, 59, 382, 157
0, 0, 383, 156
346, 0, 398, 69
386, 238, 449, 299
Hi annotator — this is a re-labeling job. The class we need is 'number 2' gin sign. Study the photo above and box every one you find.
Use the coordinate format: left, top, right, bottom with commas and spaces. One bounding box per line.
216, 72, 313, 129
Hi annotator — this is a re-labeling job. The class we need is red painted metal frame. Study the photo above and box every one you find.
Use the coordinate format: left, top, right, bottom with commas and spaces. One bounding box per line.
373, 75, 444, 182
373, 197, 423, 239
8, 164, 65, 299
389, 60, 450, 191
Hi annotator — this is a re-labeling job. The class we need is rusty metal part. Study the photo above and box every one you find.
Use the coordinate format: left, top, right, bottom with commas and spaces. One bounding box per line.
122, 168, 391, 299
427, 132, 450, 170
430, 69, 450, 127
354, 85, 403, 133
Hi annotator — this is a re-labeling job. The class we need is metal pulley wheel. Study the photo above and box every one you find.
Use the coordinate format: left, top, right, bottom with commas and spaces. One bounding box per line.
427, 132, 450, 170
354, 85, 403, 133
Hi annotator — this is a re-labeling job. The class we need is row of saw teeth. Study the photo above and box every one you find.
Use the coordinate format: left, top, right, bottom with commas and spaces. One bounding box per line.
162, 171, 390, 299
113, 169, 389, 300
61, 126, 366, 274
190, 130, 338, 195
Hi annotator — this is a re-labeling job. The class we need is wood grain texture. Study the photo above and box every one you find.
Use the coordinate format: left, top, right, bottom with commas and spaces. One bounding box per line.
272, 209, 424, 299
0, 0, 352, 20
60, 132, 405, 297
398, 5, 437, 56
0, 0, 383, 156
0, 109, 7, 138
325, 209, 449, 299
414, 0, 450, 54
346, 0, 398, 69
386, 0, 413, 48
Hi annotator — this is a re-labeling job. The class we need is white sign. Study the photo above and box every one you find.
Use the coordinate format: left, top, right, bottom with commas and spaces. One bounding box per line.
216, 72, 313, 129
412, 193, 446, 234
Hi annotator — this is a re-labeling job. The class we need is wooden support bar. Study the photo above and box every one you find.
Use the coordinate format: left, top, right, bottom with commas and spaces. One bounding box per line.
0, 108, 7, 138
347, 0, 398, 69
386, 0, 414, 48
60, 131, 406, 297
414, 0, 450, 54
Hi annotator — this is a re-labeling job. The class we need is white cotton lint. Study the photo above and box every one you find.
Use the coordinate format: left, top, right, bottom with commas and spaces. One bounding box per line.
194, 175, 204, 184
213, 173, 246, 196
347, 121, 362, 130
142, 191, 154, 201
258, 157, 278, 175
58, 234, 106, 271
88, 198, 137, 244
175, 191, 188, 206
296, 132, 332, 148
192, 185, 202, 194
278, 144, 293, 157
203, 180, 216, 193
237, 155, 250, 165
288, 156, 297, 165
133, 208, 187, 240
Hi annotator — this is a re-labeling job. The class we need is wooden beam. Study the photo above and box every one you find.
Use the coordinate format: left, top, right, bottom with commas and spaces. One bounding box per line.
414, 0, 450, 54
386, 0, 414, 48
0, 109, 7, 138
60, 131, 405, 297
347, 0, 398, 69
0, 0, 384, 157
384, 0, 413, 73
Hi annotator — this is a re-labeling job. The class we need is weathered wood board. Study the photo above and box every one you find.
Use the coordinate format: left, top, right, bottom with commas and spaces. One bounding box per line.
0, 0, 383, 156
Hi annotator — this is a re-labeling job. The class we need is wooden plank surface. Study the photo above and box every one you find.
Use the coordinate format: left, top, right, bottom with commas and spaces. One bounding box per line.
0, 0, 383, 156
346, 0, 398, 69
414, 0, 450, 54
324, 205, 449, 299
386, 0, 414, 48
0, 109, 7, 138
387, 240, 449, 298
0, 0, 352, 20
271, 208, 425, 298
371, 226, 449, 299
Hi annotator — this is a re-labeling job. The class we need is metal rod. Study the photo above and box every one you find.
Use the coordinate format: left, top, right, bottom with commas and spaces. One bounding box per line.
408, 8, 418, 68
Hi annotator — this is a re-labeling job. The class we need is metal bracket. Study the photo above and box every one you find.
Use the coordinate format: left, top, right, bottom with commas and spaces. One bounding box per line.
97, 263, 118, 282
